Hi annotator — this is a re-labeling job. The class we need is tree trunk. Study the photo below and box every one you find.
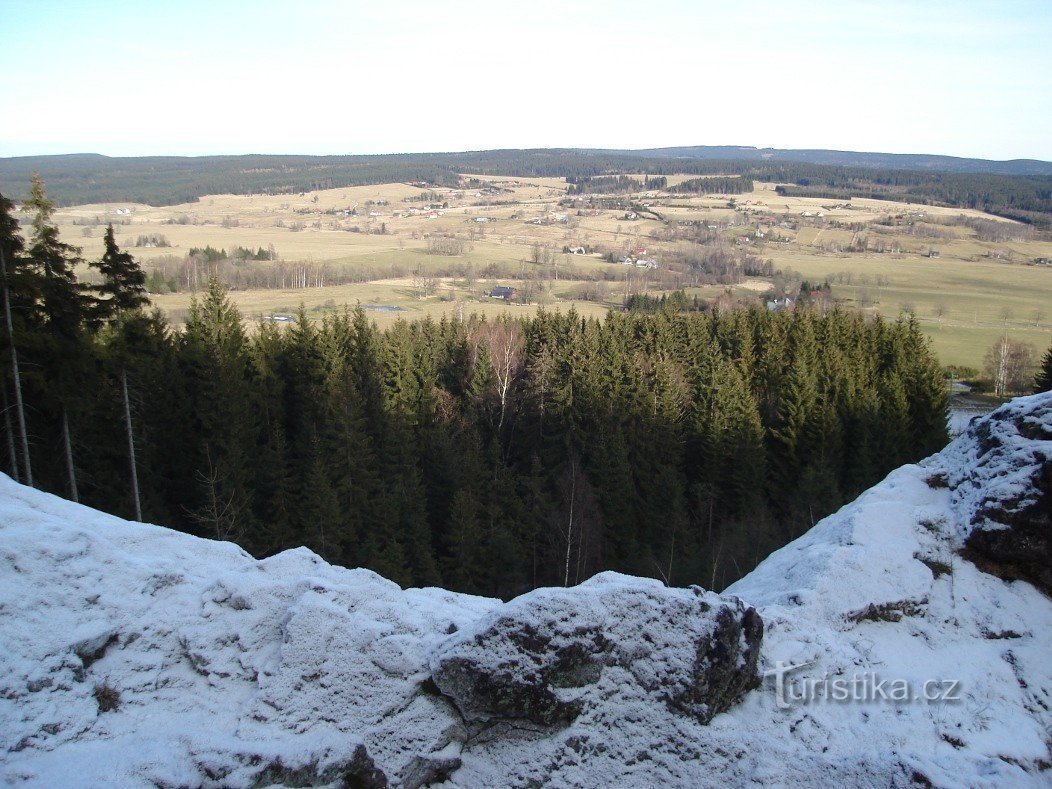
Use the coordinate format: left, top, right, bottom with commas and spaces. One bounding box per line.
996, 334, 1009, 398
62, 407, 78, 503
564, 463, 575, 587
1, 248, 31, 487
122, 369, 142, 521
1, 381, 19, 482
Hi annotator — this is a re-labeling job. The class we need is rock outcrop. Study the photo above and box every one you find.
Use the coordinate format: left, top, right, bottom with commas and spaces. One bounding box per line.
430, 573, 762, 727
944, 393, 1052, 594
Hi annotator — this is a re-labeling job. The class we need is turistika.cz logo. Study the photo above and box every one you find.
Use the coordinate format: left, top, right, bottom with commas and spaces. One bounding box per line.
765, 660, 962, 710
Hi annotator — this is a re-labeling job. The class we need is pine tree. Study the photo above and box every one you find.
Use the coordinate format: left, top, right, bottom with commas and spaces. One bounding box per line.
23, 174, 91, 501
1034, 343, 1052, 393
248, 320, 296, 554
181, 277, 256, 542
91, 229, 152, 519
317, 314, 383, 567
299, 446, 342, 558
443, 488, 484, 592
767, 354, 817, 512
93, 225, 148, 319
900, 316, 949, 455
0, 193, 34, 485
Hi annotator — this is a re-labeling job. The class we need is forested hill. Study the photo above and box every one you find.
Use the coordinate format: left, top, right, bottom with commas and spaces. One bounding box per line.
620, 145, 1052, 176
1, 148, 1050, 226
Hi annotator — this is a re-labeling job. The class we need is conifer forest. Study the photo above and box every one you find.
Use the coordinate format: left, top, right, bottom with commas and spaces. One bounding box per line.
0, 181, 950, 597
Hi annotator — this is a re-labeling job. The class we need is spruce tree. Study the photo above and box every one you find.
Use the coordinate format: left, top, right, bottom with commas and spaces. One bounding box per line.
181, 277, 256, 542
91, 228, 152, 519
900, 316, 949, 455
23, 174, 91, 501
1035, 343, 1052, 393
0, 193, 34, 485
443, 488, 484, 592
94, 225, 148, 318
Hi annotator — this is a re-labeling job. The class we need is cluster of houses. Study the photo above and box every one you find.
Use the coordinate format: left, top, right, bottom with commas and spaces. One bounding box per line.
524, 212, 569, 226
616, 245, 658, 269
405, 206, 444, 219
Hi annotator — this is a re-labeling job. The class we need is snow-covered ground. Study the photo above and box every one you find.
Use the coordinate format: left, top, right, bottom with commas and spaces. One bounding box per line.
1, 393, 1050, 787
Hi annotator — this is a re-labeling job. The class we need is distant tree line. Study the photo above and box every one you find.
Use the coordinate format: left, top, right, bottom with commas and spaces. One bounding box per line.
2, 181, 950, 597
567, 175, 668, 195
187, 245, 275, 262
773, 168, 1052, 228
669, 176, 753, 194
624, 290, 705, 313
3, 151, 1047, 227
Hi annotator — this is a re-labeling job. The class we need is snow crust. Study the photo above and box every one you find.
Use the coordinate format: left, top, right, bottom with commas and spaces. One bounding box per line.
2, 392, 1051, 787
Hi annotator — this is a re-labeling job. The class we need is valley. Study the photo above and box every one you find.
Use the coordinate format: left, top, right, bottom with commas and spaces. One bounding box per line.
48, 176, 1052, 370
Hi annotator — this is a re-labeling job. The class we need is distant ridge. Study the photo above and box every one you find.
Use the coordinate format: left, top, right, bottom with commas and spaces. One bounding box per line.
615, 145, 1052, 176
1, 147, 1050, 215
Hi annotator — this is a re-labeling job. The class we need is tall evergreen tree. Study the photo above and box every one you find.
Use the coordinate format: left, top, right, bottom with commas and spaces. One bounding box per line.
23, 174, 91, 501
0, 193, 34, 485
181, 277, 256, 542
93, 225, 148, 319
1034, 343, 1052, 393
90, 228, 152, 519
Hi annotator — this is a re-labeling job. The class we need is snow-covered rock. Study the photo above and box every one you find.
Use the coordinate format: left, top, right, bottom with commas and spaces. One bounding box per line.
0, 483, 498, 786
1, 392, 1051, 787
431, 574, 762, 726
939, 392, 1051, 594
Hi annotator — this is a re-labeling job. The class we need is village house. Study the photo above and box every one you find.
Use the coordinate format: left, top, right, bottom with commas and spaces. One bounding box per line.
489, 285, 518, 301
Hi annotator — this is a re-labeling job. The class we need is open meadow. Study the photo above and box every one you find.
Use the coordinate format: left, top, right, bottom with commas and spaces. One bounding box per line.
45, 176, 1052, 370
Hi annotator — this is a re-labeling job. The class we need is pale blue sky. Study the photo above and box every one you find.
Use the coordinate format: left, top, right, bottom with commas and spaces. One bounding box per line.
2, 0, 1050, 160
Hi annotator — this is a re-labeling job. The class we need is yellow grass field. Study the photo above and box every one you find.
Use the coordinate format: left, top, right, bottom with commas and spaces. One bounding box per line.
45, 175, 1052, 370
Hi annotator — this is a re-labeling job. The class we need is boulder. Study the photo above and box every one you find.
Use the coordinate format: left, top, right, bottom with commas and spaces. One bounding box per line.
952, 394, 1052, 595
430, 572, 762, 727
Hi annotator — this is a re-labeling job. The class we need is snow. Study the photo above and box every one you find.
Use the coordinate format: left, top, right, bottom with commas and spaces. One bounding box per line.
430, 573, 760, 725
0, 482, 498, 786
1, 392, 1051, 787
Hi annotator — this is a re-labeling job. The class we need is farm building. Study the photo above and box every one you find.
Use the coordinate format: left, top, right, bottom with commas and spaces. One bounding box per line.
489, 286, 518, 301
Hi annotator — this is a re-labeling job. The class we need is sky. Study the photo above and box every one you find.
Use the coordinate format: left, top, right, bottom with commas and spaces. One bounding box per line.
1, 0, 1050, 161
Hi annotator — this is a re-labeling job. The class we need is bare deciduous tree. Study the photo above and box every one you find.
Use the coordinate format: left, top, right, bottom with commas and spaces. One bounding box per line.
187, 452, 246, 543
473, 318, 525, 431
984, 334, 1035, 397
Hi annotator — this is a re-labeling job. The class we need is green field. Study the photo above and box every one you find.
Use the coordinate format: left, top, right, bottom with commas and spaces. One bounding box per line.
764, 250, 1052, 368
